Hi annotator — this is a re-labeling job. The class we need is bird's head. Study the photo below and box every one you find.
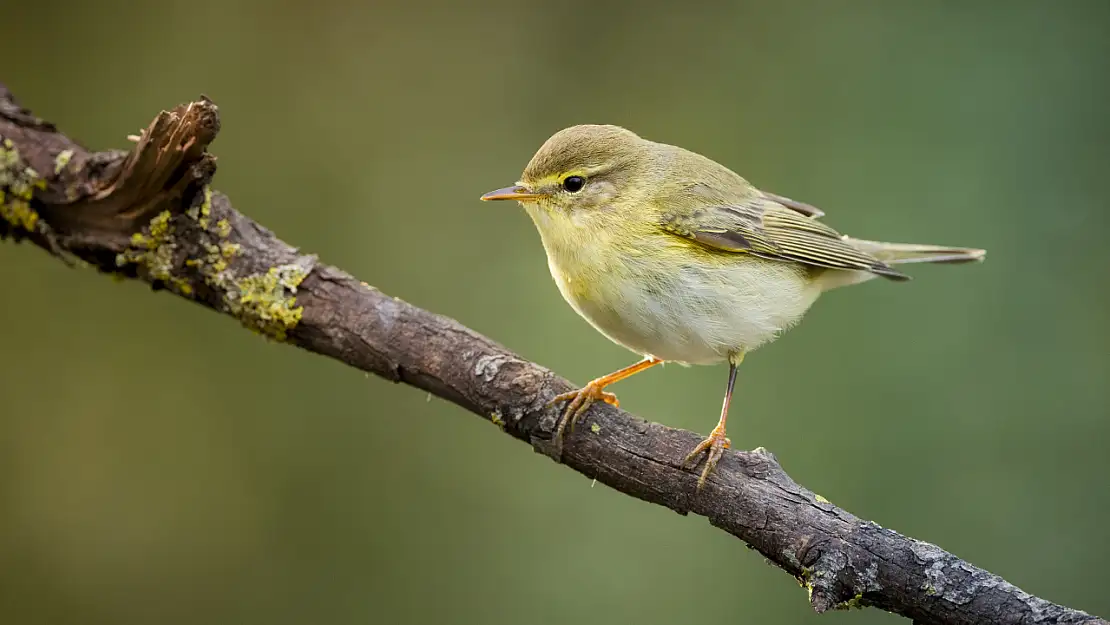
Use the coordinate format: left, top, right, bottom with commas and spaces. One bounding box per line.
480, 124, 654, 215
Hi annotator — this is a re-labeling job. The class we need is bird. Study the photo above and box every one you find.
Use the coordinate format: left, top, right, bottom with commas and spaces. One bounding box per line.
480, 124, 985, 489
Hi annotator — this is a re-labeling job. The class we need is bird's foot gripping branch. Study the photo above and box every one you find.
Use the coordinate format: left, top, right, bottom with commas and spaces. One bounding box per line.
0, 84, 1104, 625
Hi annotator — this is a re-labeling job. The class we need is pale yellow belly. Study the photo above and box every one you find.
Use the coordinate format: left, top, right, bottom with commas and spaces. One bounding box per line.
550, 253, 823, 366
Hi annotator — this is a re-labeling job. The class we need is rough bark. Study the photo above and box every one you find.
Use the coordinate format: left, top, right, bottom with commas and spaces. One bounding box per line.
1, 84, 1103, 625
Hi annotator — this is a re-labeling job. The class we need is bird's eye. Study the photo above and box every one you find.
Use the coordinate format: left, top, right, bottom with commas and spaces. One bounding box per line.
562, 175, 586, 193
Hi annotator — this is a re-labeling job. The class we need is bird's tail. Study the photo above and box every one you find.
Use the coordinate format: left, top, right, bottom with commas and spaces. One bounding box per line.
844, 237, 987, 266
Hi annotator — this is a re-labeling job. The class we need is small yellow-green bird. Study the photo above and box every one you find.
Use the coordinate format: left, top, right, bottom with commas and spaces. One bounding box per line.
481, 125, 985, 488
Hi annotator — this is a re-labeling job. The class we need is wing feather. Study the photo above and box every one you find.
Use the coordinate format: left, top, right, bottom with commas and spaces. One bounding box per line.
659, 197, 909, 280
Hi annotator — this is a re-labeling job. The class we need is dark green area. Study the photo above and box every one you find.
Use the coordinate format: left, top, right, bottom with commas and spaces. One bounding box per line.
2, 1, 1108, 623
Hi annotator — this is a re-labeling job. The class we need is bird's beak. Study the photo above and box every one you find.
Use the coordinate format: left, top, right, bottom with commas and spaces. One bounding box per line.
480, 185, 544, 202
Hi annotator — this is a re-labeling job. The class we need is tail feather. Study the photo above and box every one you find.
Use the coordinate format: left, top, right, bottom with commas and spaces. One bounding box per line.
845, 237, 987, 266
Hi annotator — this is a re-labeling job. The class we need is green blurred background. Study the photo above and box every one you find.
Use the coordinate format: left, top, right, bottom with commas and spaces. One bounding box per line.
3, 1, 1109, 623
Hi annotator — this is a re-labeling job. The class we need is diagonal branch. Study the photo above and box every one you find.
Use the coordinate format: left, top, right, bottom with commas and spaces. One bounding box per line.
0, 84, 1103, 625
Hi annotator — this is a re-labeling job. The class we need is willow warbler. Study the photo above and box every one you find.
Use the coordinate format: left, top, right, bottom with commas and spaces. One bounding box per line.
481, 125, 985, 488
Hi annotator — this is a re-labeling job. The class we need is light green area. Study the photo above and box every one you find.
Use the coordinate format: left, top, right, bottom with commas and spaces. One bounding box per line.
229, 263, 307, 341
0, 137, 45, 231
116, 186, 305, 340
837, 594, 866, 611
116, 209, 194, 295
53, 149, 73, 175
2, 2, 1110, 625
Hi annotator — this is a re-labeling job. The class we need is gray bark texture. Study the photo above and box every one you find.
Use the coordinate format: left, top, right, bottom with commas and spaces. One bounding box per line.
1, 84, 1104, 625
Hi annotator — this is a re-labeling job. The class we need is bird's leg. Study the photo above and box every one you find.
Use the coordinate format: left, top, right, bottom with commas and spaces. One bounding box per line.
684, 352, 744, 490
549, 356, 663, 445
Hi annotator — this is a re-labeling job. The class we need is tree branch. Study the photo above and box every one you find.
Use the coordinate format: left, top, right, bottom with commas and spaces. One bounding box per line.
1, 84, 1102, 625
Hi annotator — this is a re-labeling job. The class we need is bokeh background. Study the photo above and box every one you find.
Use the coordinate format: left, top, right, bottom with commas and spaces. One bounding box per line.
3, 1, 1109, 623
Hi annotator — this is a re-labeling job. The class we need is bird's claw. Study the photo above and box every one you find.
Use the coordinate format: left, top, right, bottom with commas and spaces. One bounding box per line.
683, 426, 731, 490
548, 381, 619, 445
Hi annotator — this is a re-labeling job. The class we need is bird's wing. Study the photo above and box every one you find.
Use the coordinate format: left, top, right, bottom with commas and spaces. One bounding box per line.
759, 191, 825, 218
659, 197, 910, 280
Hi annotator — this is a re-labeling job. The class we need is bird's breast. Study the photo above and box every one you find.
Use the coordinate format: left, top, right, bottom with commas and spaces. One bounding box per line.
540, 225, 822, 365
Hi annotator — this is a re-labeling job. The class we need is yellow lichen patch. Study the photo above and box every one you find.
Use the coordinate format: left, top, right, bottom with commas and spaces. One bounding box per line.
815, 494, 830, 504
91, 179, 311, 343
171, 185, 248, 300
0, 137, 43, 232
834, 593, 866, 610
54, 149, 74, 175
122, 210, 171, 253
194, 240, 239, 276
196, 185, 213, 228
229, 263, 308, 341
116, 210, 194, 296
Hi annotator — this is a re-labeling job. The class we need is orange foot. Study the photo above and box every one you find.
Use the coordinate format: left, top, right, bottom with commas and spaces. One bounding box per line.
548, 380, 620, 445
683, 425, 731, 490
